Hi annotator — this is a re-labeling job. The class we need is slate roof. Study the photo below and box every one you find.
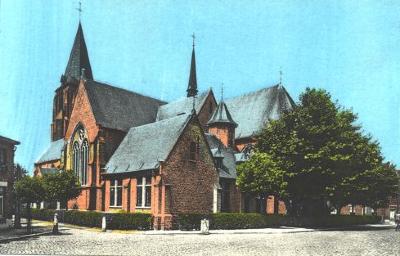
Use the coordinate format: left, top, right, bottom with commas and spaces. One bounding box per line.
105, 114, 192, 174
156, 89, 212, 121
187, 47, 198, 97
40, 168, 59, 175
225, 85, 295, 139
205, 134, 237, 179
36, 139, 64, 164
64, 22, 93, 80
207, 101, 237, 127
85, 80, 166, 131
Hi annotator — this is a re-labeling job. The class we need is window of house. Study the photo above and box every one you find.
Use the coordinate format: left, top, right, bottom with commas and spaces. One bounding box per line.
136, 177, 151, 208
189, 138, 200, 161
110, 179, 122, 207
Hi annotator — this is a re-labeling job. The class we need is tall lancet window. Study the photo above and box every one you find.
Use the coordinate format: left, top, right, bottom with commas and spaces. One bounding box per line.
72, 126, 89, 186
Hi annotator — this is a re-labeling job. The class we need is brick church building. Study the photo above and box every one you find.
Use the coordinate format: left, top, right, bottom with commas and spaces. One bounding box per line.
34, 23, 294, 228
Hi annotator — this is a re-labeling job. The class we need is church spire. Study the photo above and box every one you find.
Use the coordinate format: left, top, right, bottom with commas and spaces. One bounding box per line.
64, 22, 93, 80
187, 33, 198, 97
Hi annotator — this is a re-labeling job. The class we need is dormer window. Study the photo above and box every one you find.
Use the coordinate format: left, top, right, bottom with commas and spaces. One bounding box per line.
216, 157, 223, 169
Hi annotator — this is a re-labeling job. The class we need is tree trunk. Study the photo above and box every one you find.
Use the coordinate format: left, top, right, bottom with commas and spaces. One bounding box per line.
14, 197, 21, 228
26, 203, 32, 234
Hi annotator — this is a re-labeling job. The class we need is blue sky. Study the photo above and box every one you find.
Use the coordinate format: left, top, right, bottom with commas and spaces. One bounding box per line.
0, 0, 399, 171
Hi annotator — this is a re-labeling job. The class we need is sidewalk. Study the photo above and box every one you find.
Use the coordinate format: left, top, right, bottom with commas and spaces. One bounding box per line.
0, 220, 54, 243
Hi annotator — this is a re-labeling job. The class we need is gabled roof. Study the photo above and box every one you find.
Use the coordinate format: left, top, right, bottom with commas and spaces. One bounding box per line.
205, 133, 237, 179
225, 85, 295, 139
156, 89, 212, 121
207, 101, 237, 127
0, 135, 20, 145
36, 139, 64, 164
85, 80, 166, 131
65, 22, 93, 80
105, 114, 192, 174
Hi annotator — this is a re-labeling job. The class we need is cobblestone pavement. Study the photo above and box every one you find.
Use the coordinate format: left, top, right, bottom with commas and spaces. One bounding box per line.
1, 227, 399, 256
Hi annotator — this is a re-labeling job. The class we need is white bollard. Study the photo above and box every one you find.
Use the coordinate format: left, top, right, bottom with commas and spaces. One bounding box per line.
52, 213, 59, 234
102, 216, 107, 232
11, 215, 15, 227
200, 219, 210, 235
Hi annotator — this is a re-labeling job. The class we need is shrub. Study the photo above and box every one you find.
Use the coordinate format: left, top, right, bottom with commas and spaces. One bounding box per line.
173, 213, 208, 230
28, 209, 152, 230
29, 208, 56, 221
63, 210, 103, 228
173, 213, 380, 230
106, 212, 152, 230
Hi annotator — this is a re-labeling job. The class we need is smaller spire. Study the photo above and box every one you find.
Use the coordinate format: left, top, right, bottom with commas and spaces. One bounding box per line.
207, 101, 237, 128
279, 67, 283, 88
187, 33, 198, 97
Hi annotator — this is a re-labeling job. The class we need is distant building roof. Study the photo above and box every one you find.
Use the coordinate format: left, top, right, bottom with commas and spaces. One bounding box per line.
206, 133, 237, 179
105, 114, 192, 174
85, 80, 166, 131
0, 135, 20, 145
36, 139, 64, 164
225, 85, 295, 139
156, 89, 212, 121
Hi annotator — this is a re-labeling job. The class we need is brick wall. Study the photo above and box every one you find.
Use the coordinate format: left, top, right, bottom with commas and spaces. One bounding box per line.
197, 91, 217, 129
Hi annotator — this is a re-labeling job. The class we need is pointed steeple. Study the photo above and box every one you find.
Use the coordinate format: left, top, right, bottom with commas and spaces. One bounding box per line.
64, 22, 93, 80
207, 101, 237, 128
187, 33, 198, 97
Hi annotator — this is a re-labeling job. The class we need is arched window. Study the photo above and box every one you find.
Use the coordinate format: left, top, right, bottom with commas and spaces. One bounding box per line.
71, 126, 89, 186
81, 140, 88, 185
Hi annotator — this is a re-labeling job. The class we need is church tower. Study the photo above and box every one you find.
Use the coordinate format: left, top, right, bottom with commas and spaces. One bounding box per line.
207, 98, 238, 148
51, 22, 93, 141
186, 34, 198, 97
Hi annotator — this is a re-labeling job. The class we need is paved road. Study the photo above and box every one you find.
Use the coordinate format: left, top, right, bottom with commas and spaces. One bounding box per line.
1, 226, 399, 255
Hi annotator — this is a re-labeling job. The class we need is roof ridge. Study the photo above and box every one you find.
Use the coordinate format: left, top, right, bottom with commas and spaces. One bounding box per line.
86, 79, 166, 104
226, 84, 280, 101
129, 113, 190, 131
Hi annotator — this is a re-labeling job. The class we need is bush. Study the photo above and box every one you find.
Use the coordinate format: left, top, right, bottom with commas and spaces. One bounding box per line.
28, 209, 152, 230
64, 210, 103, 228
29, 208, 56, 221
106, 212, 152, 230
173, 213, 380, 230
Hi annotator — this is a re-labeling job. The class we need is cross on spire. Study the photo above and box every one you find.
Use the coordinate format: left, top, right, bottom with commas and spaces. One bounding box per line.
76, 1, 83, 21
191, 33, 195, 48
279, 67, 283, 86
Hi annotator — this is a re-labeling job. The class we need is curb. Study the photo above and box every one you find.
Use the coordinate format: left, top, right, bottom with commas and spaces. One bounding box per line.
0, 231, 54, 244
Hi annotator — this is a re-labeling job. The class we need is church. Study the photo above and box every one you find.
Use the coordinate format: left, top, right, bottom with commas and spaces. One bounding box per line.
34, 22, 295, 229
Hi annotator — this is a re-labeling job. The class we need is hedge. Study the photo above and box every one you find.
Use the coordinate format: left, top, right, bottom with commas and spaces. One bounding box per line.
27, 209, 380, 230
174, 213, 381, 230
27, 209, 152, 230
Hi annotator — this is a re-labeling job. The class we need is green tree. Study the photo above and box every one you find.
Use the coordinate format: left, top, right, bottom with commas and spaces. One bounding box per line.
241, 88, 397, 217
14, 176, 45, 233
236, 152, 287, 214
42, 171, 81, 210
